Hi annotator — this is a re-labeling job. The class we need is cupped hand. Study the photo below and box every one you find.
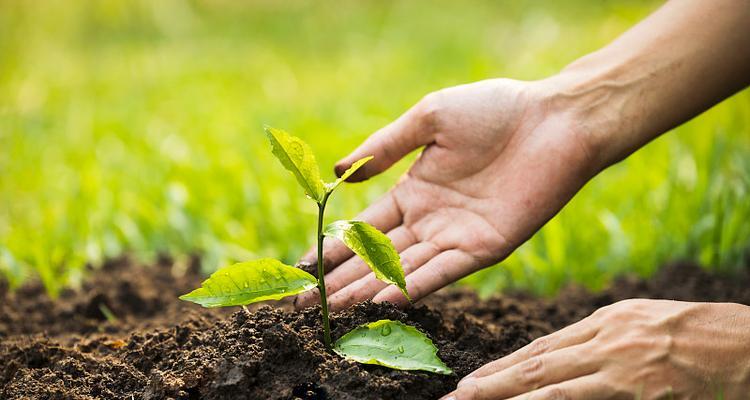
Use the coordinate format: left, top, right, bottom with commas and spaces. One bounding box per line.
442, 299, 750, 400
295, 78, 598, 310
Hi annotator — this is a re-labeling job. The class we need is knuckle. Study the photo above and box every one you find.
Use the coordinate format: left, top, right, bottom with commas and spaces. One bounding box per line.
595, 300, 630, 316
596, 306, 639, 326
519, 356, 544, 387
455, 380, 481, 399
419, 90, 441, 108
415, 92, 443, 132
605, 332, 673, 360
326, 282, 342, 294
400, 257, 412, 272
527, 337, 551, 357
615, 298, 645, 308
596, 310, 621, 326
346, 290, 362, 305
534, 387, 571, 400
591, 303, 614, 319
479, 360, 501, 376
406, 279, 424, 302
466, 359, 501, 380
603, 334, 645, 356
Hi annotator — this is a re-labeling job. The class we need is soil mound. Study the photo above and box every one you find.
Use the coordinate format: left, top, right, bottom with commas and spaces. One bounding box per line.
1, 259, 749, 399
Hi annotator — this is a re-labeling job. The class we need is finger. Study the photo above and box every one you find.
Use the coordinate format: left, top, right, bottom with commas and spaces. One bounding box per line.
324, 228, 423, 311
296, 236, 353, 274
327, 240, 440, 311
372, 249, 474, 307
327, 226, 423, 296
455, 343, 601, 399
443, 373, 612, 400
296, 225, 415, 309
461, 316, 599, 382
296, 191, 402, 268
504, 374, 614, 400
296, 224, 416, 310
335, 99, 435, 182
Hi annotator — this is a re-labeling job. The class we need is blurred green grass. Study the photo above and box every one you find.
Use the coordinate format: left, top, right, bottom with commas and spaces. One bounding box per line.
1, 0, 748, 296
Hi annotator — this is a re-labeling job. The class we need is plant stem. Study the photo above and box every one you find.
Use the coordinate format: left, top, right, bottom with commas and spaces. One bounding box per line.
317, 192, 332, 348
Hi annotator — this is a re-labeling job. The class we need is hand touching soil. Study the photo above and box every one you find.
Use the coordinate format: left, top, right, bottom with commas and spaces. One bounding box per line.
295, 0, 750, 398
443, 299, 750, 399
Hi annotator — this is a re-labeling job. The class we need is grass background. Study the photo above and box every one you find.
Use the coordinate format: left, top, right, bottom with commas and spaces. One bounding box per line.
1, 0, 749, 297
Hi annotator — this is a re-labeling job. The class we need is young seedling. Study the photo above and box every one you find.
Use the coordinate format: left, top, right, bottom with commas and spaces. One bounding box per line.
179, 126, 451, 374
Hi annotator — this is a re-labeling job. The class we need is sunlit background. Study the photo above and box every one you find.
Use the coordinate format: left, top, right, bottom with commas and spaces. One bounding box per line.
1, 0, 749, 297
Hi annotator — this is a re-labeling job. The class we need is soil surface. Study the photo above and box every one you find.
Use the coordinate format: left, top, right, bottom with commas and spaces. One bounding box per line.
2, 258, 749, 399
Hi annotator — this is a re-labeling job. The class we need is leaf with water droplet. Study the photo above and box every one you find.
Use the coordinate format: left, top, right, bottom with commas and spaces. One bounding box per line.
264, 126, 326, 202
334, 320, 452, 374
179, 258, 317, 308
323, 220, 410, 301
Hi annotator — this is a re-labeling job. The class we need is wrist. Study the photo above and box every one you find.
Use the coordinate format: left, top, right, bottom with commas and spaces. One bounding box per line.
536, 58, 648, 173
706, 302, 750, 395
732, 303, 750, 387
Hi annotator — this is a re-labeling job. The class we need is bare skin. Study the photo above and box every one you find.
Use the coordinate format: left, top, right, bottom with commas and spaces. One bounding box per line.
295, 77, 596, 310
450, 300, 750, 399
295, 0, 750, 397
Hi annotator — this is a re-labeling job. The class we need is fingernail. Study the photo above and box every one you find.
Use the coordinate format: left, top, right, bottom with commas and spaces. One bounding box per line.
439, 396, 455, 400
295, 259, 317, 276
457, 376, 474, 387
296, 258, 315, 268
293, 293, 308, 309
334, 163, 347, 177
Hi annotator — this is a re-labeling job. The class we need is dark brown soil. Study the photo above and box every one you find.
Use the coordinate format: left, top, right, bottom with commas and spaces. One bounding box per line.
1, 258, 749, 400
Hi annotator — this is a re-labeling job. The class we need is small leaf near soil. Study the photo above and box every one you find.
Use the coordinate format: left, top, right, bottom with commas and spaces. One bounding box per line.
334, 319, 452, 374
323, 220, 410, 300
179, 258, 317, 308
325, 155, 373, 193
264, 126, 326, 202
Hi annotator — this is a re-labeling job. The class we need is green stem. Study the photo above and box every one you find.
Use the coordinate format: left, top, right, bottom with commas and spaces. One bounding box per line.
317, 192, 332, 348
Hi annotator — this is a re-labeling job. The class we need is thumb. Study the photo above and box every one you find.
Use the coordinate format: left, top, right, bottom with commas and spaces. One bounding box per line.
335, 98, 436, 181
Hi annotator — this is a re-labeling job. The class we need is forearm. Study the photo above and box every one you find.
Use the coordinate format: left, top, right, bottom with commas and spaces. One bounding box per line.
543, 0, 750, 171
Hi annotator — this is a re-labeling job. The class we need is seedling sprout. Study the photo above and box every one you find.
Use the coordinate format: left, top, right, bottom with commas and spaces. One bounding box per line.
179, 126, 450, 374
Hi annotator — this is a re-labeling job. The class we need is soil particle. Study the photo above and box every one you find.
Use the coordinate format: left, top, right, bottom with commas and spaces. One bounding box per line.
1, 259, 749, 399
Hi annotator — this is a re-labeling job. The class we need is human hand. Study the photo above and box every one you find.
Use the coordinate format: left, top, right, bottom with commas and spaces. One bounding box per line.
442, 299, 750, 399
292, 0, 750, 312
295, 78, 599, 310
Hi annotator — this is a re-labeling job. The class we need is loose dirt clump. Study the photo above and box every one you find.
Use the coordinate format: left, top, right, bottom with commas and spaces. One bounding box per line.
1, 259, 749, 399
0, 256, 231, 341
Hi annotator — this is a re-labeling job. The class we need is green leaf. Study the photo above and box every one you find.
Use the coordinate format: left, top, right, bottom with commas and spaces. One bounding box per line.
323, 220, 410, 300
179, 258, 317, 308
334, 320, 452, 374
325, 155, 373, 193
264, 126, 326, 202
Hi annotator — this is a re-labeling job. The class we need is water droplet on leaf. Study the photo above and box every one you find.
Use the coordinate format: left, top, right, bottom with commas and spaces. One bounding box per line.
380, 325, 392, 336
